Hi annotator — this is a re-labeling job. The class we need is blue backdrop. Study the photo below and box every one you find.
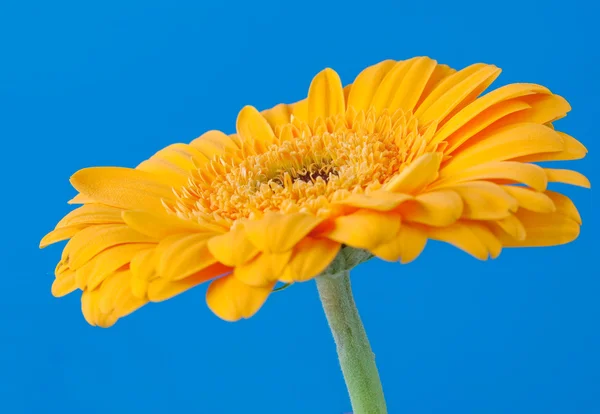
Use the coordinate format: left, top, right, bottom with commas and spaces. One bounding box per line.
1, 1, 597, 413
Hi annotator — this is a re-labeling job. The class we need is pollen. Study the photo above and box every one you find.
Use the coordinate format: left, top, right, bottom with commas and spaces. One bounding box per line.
170, 107, 440, 224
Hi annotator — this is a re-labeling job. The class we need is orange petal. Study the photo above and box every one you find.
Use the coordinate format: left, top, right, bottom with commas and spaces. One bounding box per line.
400, 190, 463, 226
371, 224, 427, 264
234, 251, 292, 287
243, 213, 323, 253
147, 263, 230, 302
441, 123, 564, 175
64, 224, 154, 270
545, 169, 591, 188
207, 227, 260, 266
70, 167, 176, 214
279, 237, 341, 283
385, 153, 443, 194
130, 248, 158, 298
347, 59, 396, 112
157, 233, 217, 281
236, 105, 277, 146
206, 275, 274, 322
307, 68, 345, 124
328, 210, 401, 249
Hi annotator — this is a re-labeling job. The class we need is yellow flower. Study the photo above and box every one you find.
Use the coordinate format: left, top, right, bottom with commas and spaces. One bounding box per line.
41, 57, 590, 327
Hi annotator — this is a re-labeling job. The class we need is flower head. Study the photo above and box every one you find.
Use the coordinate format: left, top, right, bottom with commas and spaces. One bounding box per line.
41, 57, 589, 327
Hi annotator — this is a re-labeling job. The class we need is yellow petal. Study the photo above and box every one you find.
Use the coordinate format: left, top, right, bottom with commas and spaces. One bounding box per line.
307, 68, 345, 124
206, 275, 274, 322
436, 161, 548, 192
234, 251, 292, 287
493, 214, 526, 241
289, 98, 308, 122
347, 59, 396, 112
76, 243, 152, 290
370, 59, 413, 113
122, 210, 219, 239
190, 130, 239, 159
207, 227, 260, 266
332, 191, 413, 211
448, 181, 517, 220
147, 263, 230, 302
467, 223, 502, 259
433, 83, 551, 145
400, 190, 463, 226
387, 57, 438, 113
137, 143, 208, 188
236, 105, 277, 146
545, 191, 582, 224
426, 223, 489, 260
416, 64, 501, 125
415, 64, 457, 110
98, 270, 130, 314
261, 104, 292, 130
70, 167, 176, 214
502, 186, 556, 213
328, 210, 401, 249
130, 248, 158, 298
514, 132, 587, 162
442, 100, 531, 153
371, 224, 427, 264
68, 193, 95, 204
56, 204, 124, 228
279, 237, 341, 283
497, 93, 571, 125
64, 224, 154, 270
243, 213, 323, 253
157, 233, 217, 281
385, 153, 442, 193
51, 270, 78, 297
40, 225, 86, 248
545, 169, 591, 188
499, 210, 580, 247
441, 123, 564, 175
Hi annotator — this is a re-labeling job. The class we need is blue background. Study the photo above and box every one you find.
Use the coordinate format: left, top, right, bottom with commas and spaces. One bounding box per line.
1, 1, 597, 413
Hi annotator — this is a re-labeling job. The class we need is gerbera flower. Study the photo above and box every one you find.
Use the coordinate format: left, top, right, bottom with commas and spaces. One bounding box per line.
41, 56, 589, 328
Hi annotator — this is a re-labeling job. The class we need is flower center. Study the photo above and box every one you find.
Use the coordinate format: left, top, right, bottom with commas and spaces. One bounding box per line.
169, 107, 439, 226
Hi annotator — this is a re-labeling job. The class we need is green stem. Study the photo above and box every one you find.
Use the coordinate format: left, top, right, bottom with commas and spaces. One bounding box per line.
316, 271, 387, 414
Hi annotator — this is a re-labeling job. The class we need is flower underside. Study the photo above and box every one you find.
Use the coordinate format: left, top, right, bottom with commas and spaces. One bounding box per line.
40, 57, 590, 327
